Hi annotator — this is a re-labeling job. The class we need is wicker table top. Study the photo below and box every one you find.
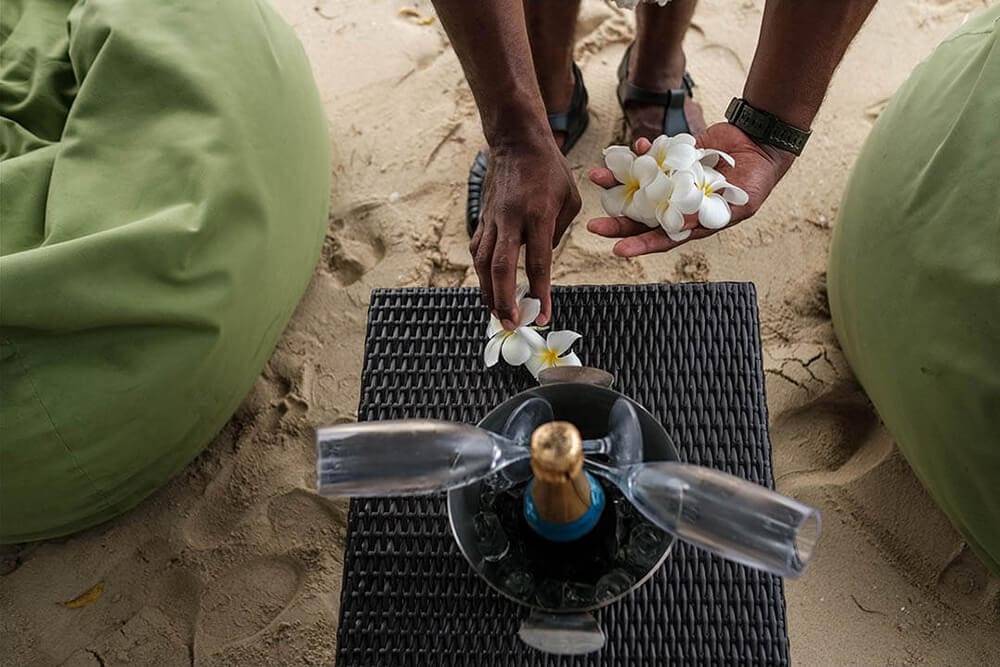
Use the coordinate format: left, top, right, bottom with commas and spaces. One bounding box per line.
335, 284, 790, 666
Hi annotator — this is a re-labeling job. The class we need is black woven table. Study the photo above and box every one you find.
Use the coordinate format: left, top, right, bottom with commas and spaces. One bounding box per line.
335, 284, 790, 666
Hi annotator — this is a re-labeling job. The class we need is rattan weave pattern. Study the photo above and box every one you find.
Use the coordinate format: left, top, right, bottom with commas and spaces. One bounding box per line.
336, 284, 790, 666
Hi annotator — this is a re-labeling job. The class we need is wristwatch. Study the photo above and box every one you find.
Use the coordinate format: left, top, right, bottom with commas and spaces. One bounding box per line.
725, 98, 811, 156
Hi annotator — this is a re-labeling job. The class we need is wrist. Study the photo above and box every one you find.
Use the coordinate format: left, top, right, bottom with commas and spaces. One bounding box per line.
758, 142, 797, 174
742, 71, 821, 131
725, 97, 812, 156
481, 95, 553, 152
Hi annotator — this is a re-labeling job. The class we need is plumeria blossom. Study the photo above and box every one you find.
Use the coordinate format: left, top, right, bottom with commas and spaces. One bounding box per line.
598, 134, 748, 239
649, 133, 700, 173
671, 161, 749, 230
484, 291, 545, 367
642, 169, 700, 240
600, 147, 661, 225
525, 330, 583, 379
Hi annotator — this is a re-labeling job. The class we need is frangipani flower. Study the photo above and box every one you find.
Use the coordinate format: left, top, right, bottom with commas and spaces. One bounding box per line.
484, 293, 545, 367
600, 148, 660, 225
642, 169, 699, 239
525, 330, 582, 378
671, 161, 749, 230
649, 133, 699, 173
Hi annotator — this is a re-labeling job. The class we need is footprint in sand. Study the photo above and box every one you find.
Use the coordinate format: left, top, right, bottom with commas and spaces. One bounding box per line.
266, 488, 349, 550
194, 557, 303, 657
321, 204, 387, 287
672, 251, 711, 283
771, 385, 885, 488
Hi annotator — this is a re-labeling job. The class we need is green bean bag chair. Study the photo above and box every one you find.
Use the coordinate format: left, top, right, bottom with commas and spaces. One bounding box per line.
829, 7, 1000, 574
0, 0, 330, 542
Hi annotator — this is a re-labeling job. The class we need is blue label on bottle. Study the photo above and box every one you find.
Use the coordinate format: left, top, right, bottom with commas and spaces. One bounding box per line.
523, 472, 606, 542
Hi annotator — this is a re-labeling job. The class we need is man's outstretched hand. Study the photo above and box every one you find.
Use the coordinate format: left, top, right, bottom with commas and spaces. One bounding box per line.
587, 122, 796, 257
471, 140, 581, 330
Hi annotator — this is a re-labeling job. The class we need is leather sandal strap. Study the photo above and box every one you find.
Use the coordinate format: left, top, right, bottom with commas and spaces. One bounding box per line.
547, 63, 585, 135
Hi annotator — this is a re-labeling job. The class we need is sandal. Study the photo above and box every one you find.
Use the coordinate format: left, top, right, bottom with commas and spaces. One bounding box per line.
466, 63, 590, 237
616, 42, 695, 138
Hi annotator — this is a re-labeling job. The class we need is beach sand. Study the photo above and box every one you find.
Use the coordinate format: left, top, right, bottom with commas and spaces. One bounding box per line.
2, 1, 998, 664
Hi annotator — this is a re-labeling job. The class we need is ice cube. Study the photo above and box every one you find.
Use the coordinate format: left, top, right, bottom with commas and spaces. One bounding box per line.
473, 511, 509, 562
596, 569, 635, 601
502, 570, 535, 599
535, 579, 564, 609
624, 523, 667, 572
564, 582, 596, 607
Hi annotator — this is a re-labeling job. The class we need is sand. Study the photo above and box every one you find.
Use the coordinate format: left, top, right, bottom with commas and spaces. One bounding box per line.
2, 0, 998, 665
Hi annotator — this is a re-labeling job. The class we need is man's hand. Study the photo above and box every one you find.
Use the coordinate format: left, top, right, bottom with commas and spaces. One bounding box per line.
471, 140, 581, 329
586, 122, 795, 257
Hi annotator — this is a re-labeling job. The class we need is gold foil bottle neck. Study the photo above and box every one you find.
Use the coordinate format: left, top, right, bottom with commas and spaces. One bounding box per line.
529, 421, 591, 524
530, 421, 584, 483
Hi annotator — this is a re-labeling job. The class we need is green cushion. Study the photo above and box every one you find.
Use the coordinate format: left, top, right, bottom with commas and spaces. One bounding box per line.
0, 0, 330, 541
828, 7, 1000, 574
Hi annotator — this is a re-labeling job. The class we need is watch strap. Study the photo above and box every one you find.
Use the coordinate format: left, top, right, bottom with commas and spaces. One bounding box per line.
725, 97, 811, 155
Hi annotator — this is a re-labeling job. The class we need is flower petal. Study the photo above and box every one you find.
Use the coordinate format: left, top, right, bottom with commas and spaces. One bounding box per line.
632, 154, 661, 187
649, 135, 669, 164
518, 297, 541, 327
525, 355, 546, 379
546, 330, 582, 355
501, 332, 534, 365
699, 148, 736, 168
657, 203, 685, 234
702, 165, 725, 187
518, 325, 547, 350
642, 172, 674, 205
667, 228, 692, 242
676, 192, 704, 216
721, 183, 749, 206
603, 146, 635, 184
625, 189, 658, 226
663, 143, 699, 171
487, 316, 504, 338
484, 334, 504, 367
698, 194, 732, 229
556, 351, 582, 367
601, 185, 630, 217
672, 133, 697, 146
688, 160, 705, 184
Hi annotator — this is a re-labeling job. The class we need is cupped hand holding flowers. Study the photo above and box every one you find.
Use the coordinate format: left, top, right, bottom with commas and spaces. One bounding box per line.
587, 122, 795, 257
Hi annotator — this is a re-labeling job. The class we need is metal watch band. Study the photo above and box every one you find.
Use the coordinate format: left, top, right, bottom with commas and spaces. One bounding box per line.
725, 97, 811, 156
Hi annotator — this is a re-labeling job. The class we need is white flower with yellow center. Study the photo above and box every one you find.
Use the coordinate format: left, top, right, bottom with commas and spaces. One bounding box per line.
600, 148, 660, 226
525, 330, 582, 379
648, 133, 700, 174
671, 161, 749, 230
484, 293, 545, 367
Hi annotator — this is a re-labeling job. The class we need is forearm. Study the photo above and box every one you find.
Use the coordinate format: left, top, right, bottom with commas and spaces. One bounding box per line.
744, 0, 878, 129
431, 0, 551, 149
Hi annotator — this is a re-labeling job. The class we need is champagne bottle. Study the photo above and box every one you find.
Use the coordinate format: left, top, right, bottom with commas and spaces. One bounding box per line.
521, 421, 615, 582
524, 421, 605, 540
